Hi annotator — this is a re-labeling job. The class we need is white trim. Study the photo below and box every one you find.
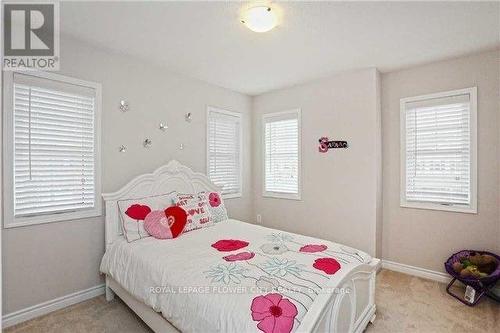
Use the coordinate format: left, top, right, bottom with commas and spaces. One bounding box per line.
399, 87, 477, 214
381, 260, 451, 284
206, 105, 243, 199
399, 201, 477, 214
262, 109, 302, 200
2, 284, 105, 329
2, 70, 103, 228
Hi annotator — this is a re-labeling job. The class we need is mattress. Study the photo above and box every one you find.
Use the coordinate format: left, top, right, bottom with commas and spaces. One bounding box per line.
100, 219, 372, 333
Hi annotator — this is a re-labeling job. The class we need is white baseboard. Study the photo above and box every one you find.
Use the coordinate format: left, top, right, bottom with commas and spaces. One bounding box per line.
382, 259, 500, 297
381, 260, 451, 284
2, 284, 105, 329
382, 260, 500, 296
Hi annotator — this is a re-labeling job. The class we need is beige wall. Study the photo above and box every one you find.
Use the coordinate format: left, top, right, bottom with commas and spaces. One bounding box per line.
2, 37, 253, 314
2, 40, 498, 317
381, 50, 500, 272
252, 69, 382, 256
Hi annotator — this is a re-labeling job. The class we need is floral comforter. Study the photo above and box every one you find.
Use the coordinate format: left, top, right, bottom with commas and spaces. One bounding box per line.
100, 219, 372, 333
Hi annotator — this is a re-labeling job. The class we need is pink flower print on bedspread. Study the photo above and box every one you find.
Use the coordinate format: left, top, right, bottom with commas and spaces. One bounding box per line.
251, 293, 298, 333
211, 239, 249, 252
299, 244, 327, 253
223, 251, 255, 261
312, 258, 341, 275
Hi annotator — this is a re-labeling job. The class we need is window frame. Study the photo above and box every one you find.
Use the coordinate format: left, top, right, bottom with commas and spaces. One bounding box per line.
399, 87, 477, 214
262, 109, 302, 200
206, 105, 243, 199
3, 71, 102, 228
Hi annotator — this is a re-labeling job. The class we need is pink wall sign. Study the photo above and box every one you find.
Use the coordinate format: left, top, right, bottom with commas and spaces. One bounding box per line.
318, 137, 348, 153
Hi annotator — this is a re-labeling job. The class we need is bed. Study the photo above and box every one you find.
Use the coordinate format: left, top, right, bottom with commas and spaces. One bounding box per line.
100, 160, 380, 333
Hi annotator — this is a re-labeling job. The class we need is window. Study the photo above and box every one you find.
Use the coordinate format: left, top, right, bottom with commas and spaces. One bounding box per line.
400, 87, 477, 213
3, 71, 102, 227
263, 109, 301, 200
207, 106, 242, 198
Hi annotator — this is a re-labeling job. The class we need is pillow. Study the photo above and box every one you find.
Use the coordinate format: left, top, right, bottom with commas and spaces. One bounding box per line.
174, 193, 213, 232
118, 191, 177, 242
144, 206, 188, 239
204, 191, 228, 223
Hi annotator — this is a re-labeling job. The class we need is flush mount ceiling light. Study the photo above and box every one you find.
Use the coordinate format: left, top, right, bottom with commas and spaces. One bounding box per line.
241, 6, 278, 33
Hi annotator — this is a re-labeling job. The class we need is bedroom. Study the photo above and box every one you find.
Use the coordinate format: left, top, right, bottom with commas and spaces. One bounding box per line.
0, 1, 499, 332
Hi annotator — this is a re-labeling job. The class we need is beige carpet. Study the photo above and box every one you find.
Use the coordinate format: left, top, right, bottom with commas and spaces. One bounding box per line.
5, 269, 499, 333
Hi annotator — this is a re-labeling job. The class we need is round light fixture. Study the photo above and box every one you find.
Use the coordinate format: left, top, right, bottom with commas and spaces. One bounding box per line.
241, 6, 277, 33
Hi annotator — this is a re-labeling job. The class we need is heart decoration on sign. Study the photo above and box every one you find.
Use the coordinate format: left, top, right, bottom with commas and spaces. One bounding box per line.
144, 206, 187, 239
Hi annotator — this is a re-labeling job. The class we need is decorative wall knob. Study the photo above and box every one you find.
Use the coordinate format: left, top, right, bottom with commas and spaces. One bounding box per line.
159, 122, 168, 131
119, 100, 129, 112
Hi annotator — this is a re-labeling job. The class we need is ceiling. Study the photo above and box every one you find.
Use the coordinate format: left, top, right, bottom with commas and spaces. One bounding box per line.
61, 1, 500, 96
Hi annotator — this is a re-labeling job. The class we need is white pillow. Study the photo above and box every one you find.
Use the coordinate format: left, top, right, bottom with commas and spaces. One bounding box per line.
117, 191, 177, 242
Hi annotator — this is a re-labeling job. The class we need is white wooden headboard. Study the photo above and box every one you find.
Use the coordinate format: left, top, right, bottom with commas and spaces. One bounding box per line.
102, 160, 220, 248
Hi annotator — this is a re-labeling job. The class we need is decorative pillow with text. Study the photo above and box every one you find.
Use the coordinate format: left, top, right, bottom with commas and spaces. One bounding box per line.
174, 193, 213, 232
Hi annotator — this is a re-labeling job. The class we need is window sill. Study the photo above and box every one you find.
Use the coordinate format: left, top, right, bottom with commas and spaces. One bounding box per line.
4, 207, 103, 228
263, 192, 301, 201
400, 201, 477, 214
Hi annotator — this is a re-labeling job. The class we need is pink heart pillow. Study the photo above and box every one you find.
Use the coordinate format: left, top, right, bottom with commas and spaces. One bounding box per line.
144, 207, 187, 239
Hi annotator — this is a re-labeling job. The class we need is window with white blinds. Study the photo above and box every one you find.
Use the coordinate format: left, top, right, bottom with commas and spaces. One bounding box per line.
207, 107, 242, 198
263, 109, 301, 199
3, 71, 102, 227
401, 88, 477, 213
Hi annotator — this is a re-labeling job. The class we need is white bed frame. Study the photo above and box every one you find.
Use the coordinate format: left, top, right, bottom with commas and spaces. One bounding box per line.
102, 160, 380, 333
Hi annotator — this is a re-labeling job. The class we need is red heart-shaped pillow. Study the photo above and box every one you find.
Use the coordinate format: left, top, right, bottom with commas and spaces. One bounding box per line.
164, 206, 188, 238
144, 206, 187, 239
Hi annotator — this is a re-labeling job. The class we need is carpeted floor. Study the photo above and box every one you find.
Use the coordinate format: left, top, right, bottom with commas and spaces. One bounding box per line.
4, 269, 499, 333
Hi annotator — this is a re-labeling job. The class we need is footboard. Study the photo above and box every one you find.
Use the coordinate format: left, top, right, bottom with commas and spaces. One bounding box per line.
299, 259, 380, 333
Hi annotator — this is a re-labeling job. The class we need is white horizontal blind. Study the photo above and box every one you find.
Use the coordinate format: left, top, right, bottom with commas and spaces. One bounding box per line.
404, 93, 471, 206
13, 74, 96, 217
264, 112, 299, 195
207, 108, 241, 196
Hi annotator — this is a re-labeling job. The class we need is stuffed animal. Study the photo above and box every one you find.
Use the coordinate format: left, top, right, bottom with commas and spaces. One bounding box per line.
452, 252, 498, 279
469, 253, 497, 274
